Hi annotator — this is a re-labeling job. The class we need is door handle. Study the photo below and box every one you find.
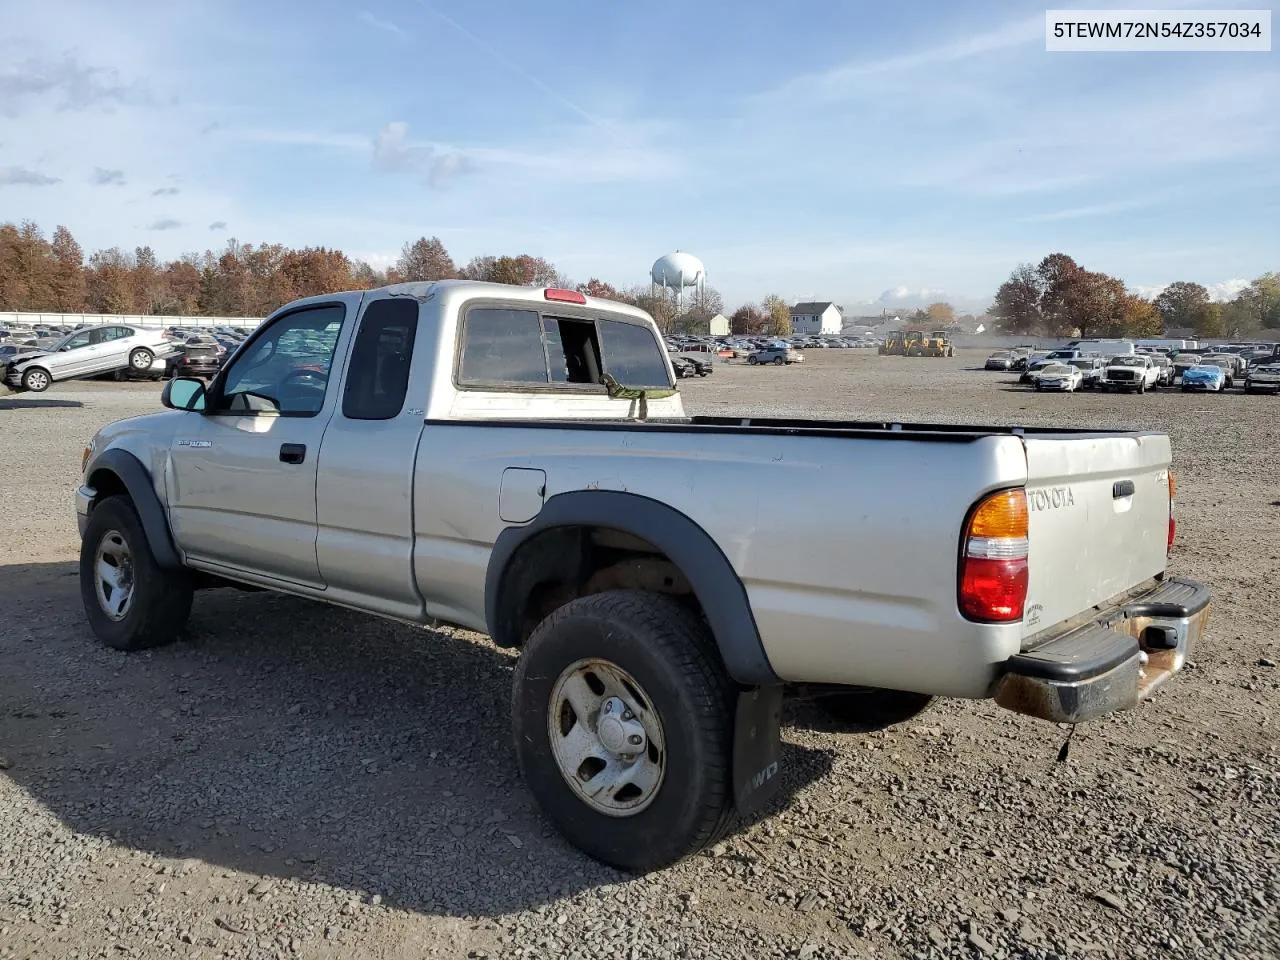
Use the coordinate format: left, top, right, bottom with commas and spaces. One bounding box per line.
279, 443, 306, 465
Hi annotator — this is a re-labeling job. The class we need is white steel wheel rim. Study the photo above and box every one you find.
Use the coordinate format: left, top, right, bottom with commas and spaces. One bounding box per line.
131, 351, 151, 369
94, 530, 135, 621
547, 658, 666, 817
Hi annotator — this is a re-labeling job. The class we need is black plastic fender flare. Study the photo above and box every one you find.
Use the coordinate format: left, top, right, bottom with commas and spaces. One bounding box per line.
84, 448, 183, 569
485, 490, 778, 686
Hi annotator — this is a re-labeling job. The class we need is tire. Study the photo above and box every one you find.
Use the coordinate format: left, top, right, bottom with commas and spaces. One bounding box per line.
79, 495, 193, 652
773, 356, 784, 365
512, 590, 735, 872
816, 688, 935, 731
1138, 382, 1146, 394
747, 356, 758, 365
129, 347, 155, 371
21, 367, 51, 392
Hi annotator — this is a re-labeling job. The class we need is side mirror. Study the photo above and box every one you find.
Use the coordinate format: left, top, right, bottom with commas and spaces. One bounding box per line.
161, 377, 206, 411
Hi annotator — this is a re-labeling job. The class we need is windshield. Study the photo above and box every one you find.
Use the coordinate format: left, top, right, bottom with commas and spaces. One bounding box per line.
1068, 359, 1094, 370
1110, 356, 1145, 366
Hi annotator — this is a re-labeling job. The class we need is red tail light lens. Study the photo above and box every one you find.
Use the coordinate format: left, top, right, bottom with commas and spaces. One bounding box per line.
959, 489, 1029, 623
545, 288, 586, 304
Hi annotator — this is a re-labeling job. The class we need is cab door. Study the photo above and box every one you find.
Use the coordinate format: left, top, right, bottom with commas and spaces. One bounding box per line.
166, 295, 363, 587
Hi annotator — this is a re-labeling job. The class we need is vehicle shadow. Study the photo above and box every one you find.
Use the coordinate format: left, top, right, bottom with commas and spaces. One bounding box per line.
0, 398, 85, 410
0, 561, 833, 917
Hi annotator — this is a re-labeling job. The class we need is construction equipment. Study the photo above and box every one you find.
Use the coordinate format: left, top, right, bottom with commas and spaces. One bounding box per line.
880, 330, 954, 357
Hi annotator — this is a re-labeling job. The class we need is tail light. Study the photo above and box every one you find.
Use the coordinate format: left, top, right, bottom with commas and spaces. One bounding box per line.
1167, 470, 1176, 554
545, 288, 586, 304
959, 488, 1029, 623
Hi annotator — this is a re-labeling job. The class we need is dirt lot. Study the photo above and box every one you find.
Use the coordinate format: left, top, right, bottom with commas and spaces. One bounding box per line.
2, 350, 1278, 960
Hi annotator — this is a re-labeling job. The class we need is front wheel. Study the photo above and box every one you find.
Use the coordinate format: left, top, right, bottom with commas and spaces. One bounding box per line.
22, 367, 51, 392
80, 495, 193, 651
747, 356, 758, 365
512, 590, 735, 872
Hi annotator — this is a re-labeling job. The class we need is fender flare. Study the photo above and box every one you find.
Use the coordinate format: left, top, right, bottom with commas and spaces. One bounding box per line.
84, 448, 183, 569
485, 490, 778, 685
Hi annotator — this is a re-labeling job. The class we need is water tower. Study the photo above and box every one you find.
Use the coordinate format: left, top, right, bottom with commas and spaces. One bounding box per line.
650, 251, 706, 316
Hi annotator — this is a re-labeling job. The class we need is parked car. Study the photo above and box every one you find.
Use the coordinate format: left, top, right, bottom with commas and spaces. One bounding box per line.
1019, 357, 1058, 385
173, 336, 226, 379
1034, 362, 1083, 392
73, 279, 1207, 871
1149, 354, 1174, 386
1029, 363, 1080, 391
1200, 357, 1238, 388
1098, 355, 1159, 393
4, 325, 178, 393
1171, 353, 1203, 380
1244, 363, 1280, 394
676, 353, 713, 377
1067, 357, 1106, 389
748, 346, 803, 365
1201, 352, 1247, 378
984, 351, 1013, 371
670, 356, 698, 379
1181, 364, 1227, 392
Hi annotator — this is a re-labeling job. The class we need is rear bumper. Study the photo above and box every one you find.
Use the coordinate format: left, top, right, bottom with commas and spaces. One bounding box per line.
993, 576, 1210, 724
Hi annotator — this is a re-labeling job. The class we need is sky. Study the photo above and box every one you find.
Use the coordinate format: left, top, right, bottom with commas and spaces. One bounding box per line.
1, 0, 1276, 314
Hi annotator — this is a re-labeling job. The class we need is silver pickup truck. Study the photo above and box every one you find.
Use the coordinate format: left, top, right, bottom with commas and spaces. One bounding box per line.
75, 280, 1211, 870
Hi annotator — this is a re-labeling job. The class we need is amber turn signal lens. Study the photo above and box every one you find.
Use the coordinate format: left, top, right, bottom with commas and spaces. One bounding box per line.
967, 488, 1028, 539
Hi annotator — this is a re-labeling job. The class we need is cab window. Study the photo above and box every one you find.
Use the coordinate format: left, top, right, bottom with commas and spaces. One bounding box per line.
212, 305, 345, 416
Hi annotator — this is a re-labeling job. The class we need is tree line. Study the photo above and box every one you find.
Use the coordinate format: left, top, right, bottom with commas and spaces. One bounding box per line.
990, 253, 1280, 339
0, 221, 728, 333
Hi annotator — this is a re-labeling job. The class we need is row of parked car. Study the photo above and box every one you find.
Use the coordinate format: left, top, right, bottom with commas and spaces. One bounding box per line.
0, 322, 250, 392
985, 343, 1280, 395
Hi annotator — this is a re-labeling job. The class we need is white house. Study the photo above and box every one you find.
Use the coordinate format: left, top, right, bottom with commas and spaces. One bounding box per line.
790, 301, 843, 335
708, 313, 730, 336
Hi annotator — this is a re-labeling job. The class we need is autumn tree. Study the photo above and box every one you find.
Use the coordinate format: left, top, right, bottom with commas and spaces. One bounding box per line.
49, 225, 87, 311
990, 263, 1043, 334
133, 245, 163, 314
761, 294, 791, 336
1191, 301, 1224, 338
925, 302, 955, 325
1231, 272, 1280, 330
577, 277, 623, 300
396, 236, 456, 281
1152, 281, 1208, 332
730, 303, 766, 335
86, 247, 136, 314
1114, 293, 1161, 337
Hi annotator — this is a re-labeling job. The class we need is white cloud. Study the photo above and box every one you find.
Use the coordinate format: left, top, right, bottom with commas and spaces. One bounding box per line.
0, 165, 60, 186
372, 121, 473, 188
92, 167, 125, 186
1207, 278, 1249, 302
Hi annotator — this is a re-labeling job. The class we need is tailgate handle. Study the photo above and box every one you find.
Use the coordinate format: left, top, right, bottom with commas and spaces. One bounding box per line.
1112, 480, 1135, 499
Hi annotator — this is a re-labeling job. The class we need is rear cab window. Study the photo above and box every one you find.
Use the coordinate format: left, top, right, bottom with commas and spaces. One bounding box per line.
457, 303, 672, 392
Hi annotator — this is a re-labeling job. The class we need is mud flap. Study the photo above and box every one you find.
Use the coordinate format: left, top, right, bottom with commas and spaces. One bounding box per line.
732, 684, 784, 816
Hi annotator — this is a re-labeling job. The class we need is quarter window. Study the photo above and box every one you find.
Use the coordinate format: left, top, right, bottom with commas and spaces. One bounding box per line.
342, 298, 419, 420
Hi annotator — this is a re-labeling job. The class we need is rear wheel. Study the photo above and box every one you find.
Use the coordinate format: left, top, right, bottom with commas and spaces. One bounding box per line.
129, 347, 154, 371
773, 356, 784, 365
512, 590, 735, 872
79, 495, 193, 651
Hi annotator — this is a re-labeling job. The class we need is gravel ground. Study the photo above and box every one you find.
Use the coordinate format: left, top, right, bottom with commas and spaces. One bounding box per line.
1, 351, 1278, 960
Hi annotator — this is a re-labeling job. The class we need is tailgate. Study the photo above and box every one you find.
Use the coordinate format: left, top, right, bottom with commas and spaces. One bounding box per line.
1021, 433, 1171, 640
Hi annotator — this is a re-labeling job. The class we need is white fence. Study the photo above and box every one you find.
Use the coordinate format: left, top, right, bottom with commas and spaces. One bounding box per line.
0, 311, 264, 330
